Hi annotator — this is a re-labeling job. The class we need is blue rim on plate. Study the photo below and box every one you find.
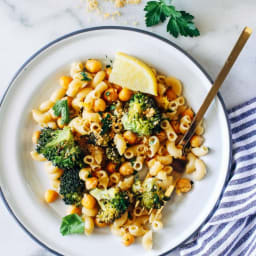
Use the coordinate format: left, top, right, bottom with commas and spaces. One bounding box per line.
0, 26, 232, 256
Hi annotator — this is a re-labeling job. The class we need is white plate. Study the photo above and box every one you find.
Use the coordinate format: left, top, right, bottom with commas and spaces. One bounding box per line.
0, 27, 231, 256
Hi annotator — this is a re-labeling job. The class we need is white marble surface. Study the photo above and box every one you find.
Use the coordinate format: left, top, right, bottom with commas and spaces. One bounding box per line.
0, 0, 255, 255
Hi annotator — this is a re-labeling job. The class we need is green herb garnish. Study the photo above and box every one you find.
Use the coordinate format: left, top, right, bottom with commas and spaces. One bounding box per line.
52, 99, 70, 125
60, 214, 84, 236
109, 104, 116, 111
80, 71, 91, 81
144, 0, 200, 38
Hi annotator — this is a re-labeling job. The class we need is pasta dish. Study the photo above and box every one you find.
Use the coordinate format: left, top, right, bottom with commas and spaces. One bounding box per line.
30, 53, 208, 250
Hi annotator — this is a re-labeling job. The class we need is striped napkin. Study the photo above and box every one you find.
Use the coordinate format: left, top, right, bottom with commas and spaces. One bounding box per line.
180, 97, 256, 256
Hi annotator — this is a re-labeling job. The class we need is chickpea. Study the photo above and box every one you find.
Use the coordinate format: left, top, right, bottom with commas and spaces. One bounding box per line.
44, 189, 59, 203
86, 177, 98, 190
190, 135, 204, 148
123, 131, 137, 144
166, 88, 177, 101
119, 162, 134, 176
94, 98, 106, 112
32, 130, 41, 144
85, 59, 102, 73
156, 130, 166, 142
59, 76, 72, 89
95, 217, 108, 227
182, 108, 194, 120
122, 233, 135, 246
106, 162, 117, 173
176, 178, 192, 193
103, 88, 118, 102
82, 194, 97, 209
67, 205, 82, 215
119, 88, 133, 101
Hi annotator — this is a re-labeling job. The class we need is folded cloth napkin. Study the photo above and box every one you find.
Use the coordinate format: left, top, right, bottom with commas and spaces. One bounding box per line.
180, 98, 256, 256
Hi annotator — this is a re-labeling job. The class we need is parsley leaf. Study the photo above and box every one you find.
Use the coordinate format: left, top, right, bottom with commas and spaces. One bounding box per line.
52, 99, 70, 125
80, 71, 91, 81
60, 214, 84, 236
144, 1, 172, 26
144, 0, 200, 38
167, 10, 200, 38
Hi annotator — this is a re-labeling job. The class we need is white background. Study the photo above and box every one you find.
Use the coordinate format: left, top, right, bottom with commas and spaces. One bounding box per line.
0, 0, 255, 255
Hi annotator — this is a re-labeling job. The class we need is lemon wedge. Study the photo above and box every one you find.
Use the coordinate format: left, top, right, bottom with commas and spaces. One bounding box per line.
109, 52, 158, 96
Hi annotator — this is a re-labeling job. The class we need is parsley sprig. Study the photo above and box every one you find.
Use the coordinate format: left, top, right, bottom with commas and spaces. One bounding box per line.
144, 0, 200, 38
80, 71, 91, 81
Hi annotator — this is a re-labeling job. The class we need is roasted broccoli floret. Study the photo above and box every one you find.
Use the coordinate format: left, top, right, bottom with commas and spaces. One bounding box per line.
132, 178, 166, 210
90, 187, 130, 224
121, 92, 161, 136
105, 146, 123, 164
59, 169, 85, 205
36, 127, 84, 170
87, 132, 111, 147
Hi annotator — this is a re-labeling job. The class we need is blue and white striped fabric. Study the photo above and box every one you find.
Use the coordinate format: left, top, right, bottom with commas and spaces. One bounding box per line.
180, 98, 256, 256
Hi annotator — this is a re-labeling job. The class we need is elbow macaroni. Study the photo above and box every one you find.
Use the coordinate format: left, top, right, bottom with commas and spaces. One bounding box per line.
161, 120, 178, 142
114, 134, 127, 155
192, 145, 209, 157
166, 141, 182, 159
193, 158, 207, 181
148, 136, 160, 158
70, 61, 84, 77
92, 71, 106, 87
69, 117, 89, 135
84, 216, 94, 235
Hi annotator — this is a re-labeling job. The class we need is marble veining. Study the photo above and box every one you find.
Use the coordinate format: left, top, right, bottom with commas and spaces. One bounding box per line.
1, 0, 32, 27
0, 0, 256, 255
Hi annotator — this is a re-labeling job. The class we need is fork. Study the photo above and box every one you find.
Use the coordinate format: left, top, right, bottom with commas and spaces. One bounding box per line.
177, 27, 252, 155
154, 27, 253, 217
